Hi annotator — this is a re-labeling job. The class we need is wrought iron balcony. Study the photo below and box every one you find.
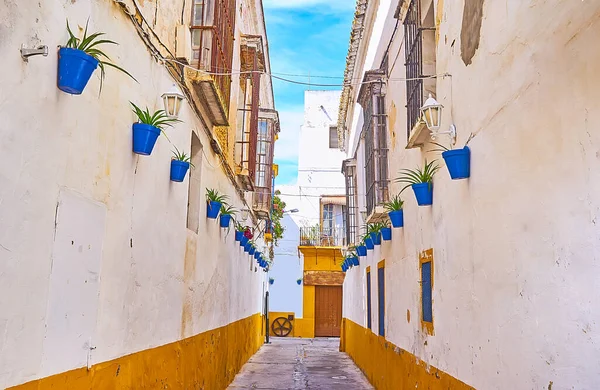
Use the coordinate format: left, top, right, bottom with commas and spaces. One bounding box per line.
299, 226, 346, 247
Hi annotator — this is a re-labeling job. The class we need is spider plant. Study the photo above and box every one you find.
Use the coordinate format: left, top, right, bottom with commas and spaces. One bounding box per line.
383, 194, 404, 212
395, 160, 440, 193
65, 20, 136, 92
219, 204, 237, 216
172, 146, 195, 168
206, 188, 227, 204
131, 102, 182, 131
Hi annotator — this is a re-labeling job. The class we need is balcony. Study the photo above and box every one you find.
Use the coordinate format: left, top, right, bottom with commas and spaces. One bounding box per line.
300, 226, 346, 248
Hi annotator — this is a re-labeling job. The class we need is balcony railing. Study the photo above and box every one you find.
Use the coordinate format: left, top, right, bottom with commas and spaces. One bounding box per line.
300, 226, 346, 247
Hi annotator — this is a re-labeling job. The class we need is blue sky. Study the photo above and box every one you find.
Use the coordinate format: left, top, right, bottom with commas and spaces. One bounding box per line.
263, 0, 354, 185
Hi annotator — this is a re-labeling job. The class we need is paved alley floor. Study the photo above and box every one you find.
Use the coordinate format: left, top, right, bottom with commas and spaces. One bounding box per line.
228, 338, 373, 390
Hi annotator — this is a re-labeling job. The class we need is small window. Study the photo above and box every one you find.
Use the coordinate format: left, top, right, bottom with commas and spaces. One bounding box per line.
377, 261, 385, 337
322, 204, 334, 236
420, 249, 434, 335
366, 268, 372, 330
329, 126, 339, 149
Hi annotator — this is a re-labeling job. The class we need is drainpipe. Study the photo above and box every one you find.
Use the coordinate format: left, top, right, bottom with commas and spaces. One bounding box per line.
265, 291, 270, 344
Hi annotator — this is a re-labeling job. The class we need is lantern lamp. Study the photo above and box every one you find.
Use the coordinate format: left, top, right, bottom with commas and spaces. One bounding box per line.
420, 93, 456, 144
161, 84, 185, 119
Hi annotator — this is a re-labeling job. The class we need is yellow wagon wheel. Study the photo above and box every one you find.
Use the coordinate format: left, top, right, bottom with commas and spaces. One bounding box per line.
271, 316, 293, 337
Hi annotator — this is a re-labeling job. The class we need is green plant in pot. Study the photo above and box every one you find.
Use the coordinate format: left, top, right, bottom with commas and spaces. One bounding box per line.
219, 204, 237, 229
206, 189, 227, 220
131, 102, 182, 156
367, 223, 384, 246
384, 194, 405, 228
58, 19, 137, 95
396, 160, 440, 206
170, 146, 194, 182
430, 133, 474, 180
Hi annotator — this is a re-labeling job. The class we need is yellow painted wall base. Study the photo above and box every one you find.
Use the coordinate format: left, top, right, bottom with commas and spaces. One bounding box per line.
10, 314, 264, 390
340, 318, 475, 390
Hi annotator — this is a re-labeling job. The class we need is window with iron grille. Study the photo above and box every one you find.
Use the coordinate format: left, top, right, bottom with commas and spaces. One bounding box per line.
403, 0, 436, 138
191, 0, 235, 113
329, 126, 339, 149
361, 78, 389, 217
322, 204, 334, 236
342, 159, 358, 245
378, 263, 385, 337
252, 110, 278, 216
366, 269, 372, 330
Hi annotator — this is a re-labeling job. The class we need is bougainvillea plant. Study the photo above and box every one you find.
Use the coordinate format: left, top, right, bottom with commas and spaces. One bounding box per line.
271, 191, 286, 246
243, 226, 253, 239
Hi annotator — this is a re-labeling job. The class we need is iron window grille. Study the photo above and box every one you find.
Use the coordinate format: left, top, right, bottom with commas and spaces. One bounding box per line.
403, 0, 436, 138
329, 126, 339, 149
342, 159, 358, 245
252, 110, 279, 217
191, 0, 235, 114
358, 70, 389, 217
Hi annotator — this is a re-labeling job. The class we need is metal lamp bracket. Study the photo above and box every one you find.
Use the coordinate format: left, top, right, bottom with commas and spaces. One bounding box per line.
21, 44, 48, 62
430, 124, 457, 145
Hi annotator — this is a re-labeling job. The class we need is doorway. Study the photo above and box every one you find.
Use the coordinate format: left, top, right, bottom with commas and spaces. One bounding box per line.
314, 286, 342, 337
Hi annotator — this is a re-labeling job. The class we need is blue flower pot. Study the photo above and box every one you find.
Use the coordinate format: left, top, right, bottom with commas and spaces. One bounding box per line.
381, 227, 392, 241
57, 47, 99, 94
412, 183, 433, 206
220, 214, 232, 228
443, 147, 470, 180
342, 264, 347, 272
269, 279, 274, 285
254, 251, 261, 260
388, 210, 404, 228
241, 236, 249, 247
249, 247, 256, 256
370, 232, 381, 245
207, 201, 221, 219
357, 245, 367, 257
365, 237, 374, 250
244, 242, 251, 253
170, 160, 190, 182
235, 231, 243, 242
351, 256, 359, 266
297, 279, 302, 285
132, 123, 161, 155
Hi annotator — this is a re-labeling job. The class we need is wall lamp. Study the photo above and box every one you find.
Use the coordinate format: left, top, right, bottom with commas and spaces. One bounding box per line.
162, 84, 185, 119
420, 93, 456, 144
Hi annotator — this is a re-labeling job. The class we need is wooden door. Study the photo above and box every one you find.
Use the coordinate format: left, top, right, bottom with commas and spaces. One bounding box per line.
315, 286, 343, 337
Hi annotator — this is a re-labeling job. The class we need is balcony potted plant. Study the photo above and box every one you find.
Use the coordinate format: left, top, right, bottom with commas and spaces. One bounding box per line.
297, 278, 302, 285
269, 278, 274, 285
131, 102, 181, 156
219, 204, 236, 228
368, 223, 383, 246
384, 194, 404, 228
364, 233, 375, 251
170, 146, 193, 182
431, 134, 474, 180
206, 189, 226, 220
396, 160, 440, 206
381, 220, 392, 241
356, 241, 367, 257
58, 20, 136, 95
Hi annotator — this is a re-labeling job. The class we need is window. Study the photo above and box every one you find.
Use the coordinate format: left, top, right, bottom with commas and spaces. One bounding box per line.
358, 70, 389, 217
342, 159, 358, 245
322, 204, 334, 236
420, 249, 434, 335
252, 115, 276, 216
377, 261, 385, 337
329, 126, 339, 149
191, 0, 236, 111
403, 0, 436, 138
187, 132, 203, 233
366, 267, 372, 330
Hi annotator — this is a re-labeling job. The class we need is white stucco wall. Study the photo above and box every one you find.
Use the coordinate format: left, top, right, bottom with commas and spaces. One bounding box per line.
0, 0, 273, 387
342, 0, 600, 389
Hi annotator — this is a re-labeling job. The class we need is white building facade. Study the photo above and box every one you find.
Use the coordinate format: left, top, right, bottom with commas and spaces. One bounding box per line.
338, 0, 600, 389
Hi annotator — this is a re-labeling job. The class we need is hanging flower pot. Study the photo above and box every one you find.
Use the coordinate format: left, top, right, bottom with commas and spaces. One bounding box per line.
297, 279, 302, 285
364, 237, 374, 250
220, 214, 232, 228
206, 201, 222, 219
342, 264, 347, 272
351, 256, 359, 266
388, 210, 404, 228
254, 251, 261, 260
356, 245, 367, 257
235, 230, 243, 242
381, 227, 392, 241
132, 123, 161, 155
241, 236, 249, 247
170, 160, 190, 182
269, 278, 275, 285
411, 183, 434, 206
57, 48, 99, 94
244, 242, 251, 253
370, 232, 381, 245
249, 246, 256, 256
442, 147, 471, 179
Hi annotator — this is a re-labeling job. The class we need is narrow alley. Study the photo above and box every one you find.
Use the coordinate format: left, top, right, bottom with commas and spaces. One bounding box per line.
228, 338, 373, 390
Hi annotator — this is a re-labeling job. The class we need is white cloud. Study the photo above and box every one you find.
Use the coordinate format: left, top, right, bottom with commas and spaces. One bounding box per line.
263, 0, 355, 11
